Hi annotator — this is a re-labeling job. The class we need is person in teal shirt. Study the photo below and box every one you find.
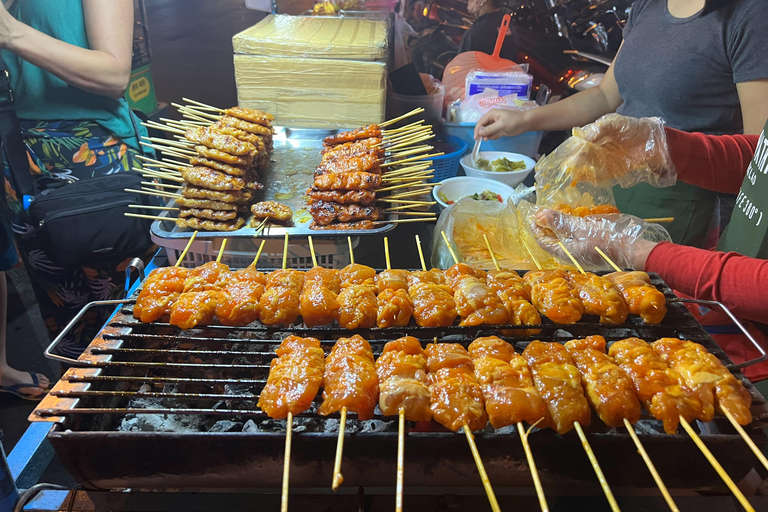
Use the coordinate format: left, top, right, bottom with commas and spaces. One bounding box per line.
0, 0, 153, 399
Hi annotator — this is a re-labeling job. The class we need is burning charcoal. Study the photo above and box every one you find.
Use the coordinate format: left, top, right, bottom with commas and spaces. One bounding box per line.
634, 419, 665, 435
242, 419, 259, 432
209, 420, 244, 432
224, 384, 254, 396
359, 420, 394, 433
324, 418, 340, 433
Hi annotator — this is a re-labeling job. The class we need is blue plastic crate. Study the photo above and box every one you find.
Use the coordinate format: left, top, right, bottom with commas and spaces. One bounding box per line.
429, 135, 468, 183
443, 121, 542, 158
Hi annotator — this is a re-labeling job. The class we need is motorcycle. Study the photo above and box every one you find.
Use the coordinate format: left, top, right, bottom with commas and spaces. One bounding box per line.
406, 0, 471, 78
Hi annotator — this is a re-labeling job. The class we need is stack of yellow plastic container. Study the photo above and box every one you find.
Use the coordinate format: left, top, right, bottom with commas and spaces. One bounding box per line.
233, 15, 388, 129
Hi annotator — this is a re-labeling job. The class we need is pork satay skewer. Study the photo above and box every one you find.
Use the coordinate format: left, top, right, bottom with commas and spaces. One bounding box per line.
564, 335, 677, 512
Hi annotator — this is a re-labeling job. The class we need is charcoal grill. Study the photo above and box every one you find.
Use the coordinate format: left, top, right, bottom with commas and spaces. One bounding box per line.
29, 271, 768, 496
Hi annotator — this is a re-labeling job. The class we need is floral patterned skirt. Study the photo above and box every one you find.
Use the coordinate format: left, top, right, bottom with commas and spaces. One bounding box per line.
3, 120, 156, 360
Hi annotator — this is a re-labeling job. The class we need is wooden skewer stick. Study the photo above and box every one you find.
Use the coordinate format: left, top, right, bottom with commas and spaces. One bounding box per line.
182, 97, 225, 113
347, 236, 355, 265
376, 217, 436, 225
141, 181, 183, 190
557, 241, 586, 274
440, 231, 460, 265
520, 236, 542, 270
389, 211, 436, 217
464, 426, 501, 512
160, 117, 201, 128
415, 234, 427, 272
388, 145, 433, 159
595, 247, 622, 272
679, 416, 755, 512
128, 204, 179, 211
136, 155, 184, 171
378, 182, 438, 194
380, 107, 425, 128
332, 407, 347, 491
282, 411, 293, 512
384, 237, 392, 270
380, 198, 435, 205
252, 239, 266, 267
142, 121, 187, 136
385, 203, 436, 212
385, 134, 436, 152
282, 233, 289, 271
382, 173, 434, 183
139, 170, 186, 183
385, 189, 434, 200
519, 420, 549, 512
216, 239, 228, 263
308, 235, 318, 267
723, 409, 768, 472
175, 104, 220, 121
138, 164, 183, 177
574, 421, 620, 512
140, 142, 196, 158
382, 119, 424, 133
381, 152, 442, 169
381, 163, 432, 178
142, 136, 193, 150
642, 217, 674, 223
382, 121, 426, 137
483, 234, 501, 272
382, 128, 433, 146
126, 188, 181, 200
623, 418, 678, 512
174, 231, 198, 267
396, 407, 405, 512
178, 108, 214, 125
124, 212, 174, 222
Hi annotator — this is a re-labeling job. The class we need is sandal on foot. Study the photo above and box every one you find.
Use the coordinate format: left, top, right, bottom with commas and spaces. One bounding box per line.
0, 371, 50, 401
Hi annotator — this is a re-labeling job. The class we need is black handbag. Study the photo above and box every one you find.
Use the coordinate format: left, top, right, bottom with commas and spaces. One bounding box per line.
0, 56, 156, 266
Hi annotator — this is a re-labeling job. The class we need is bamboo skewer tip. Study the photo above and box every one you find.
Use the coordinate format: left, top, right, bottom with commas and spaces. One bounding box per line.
282, 411, 293, 512
518, 421, 549, 512
174, 231, 198, 267
440, 231, 459, 265
623, 418, 678, 512
574, 421, 620, 512
308, 235, 318, 268
396, 408, 405, 512
332, 407, 347, 491
723, 409, 768, 473
595, 247, 622, 272
557, 241, 585, 274
463, 425, 501, 512
415, 235, 427, 272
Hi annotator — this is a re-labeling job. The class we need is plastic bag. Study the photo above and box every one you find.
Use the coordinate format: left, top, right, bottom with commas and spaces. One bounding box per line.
431, 194, 568, 270
465, 69, 533, 100
534, 114, 676, 207
459, 88, 538, 123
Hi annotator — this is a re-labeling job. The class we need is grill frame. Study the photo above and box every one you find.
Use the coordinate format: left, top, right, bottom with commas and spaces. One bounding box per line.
31, 270, 768, 492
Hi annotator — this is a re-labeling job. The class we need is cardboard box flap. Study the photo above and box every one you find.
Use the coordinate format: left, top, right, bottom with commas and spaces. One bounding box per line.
233, 14, 388, 61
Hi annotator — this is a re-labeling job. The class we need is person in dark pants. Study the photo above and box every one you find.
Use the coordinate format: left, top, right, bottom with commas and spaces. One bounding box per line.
458, 0, 515, 58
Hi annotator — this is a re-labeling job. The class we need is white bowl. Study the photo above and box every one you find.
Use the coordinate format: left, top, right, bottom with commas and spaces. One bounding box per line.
460, 151, 536, 187
432, 176, 516, 209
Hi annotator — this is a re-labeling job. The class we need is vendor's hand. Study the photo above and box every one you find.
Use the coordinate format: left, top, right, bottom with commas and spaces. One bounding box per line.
531, 208, 666, 271
474, 109, 530, 140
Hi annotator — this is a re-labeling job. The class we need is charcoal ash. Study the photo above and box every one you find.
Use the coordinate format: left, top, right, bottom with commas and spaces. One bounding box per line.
209, 420, 244, 432
242, 419, 259, 432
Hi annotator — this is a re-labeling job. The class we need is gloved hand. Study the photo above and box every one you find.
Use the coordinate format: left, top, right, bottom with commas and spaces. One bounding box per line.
530, 208, 671, 271
535, 113, 677, 192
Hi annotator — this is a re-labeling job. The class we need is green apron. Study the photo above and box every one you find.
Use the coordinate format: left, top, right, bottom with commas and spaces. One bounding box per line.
717, 119, 768, 258
613, 181, 718, 247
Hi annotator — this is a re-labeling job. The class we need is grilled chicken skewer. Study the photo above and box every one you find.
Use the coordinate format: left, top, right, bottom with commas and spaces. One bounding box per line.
300, 236, 341, 328
524, 270, 584, 324
606, 271, 667, 324
337, 241, 378, 329
318, 335, 380, 490
376, 238, 414, 328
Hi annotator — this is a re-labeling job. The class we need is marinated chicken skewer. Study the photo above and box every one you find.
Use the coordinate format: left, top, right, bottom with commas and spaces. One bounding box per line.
408, 235, 458, 327
375, 336, 432, 512
133, 232, 197, 323
467, 336, 549, 512
318, 335, 379, 490
524, 270, 584, 324
214, 240, 266, 327
651, 338, 766, 471
336, 238, 378, 329
257, 335, 325, 512
440, 232, 509, 326
606, 271, 667, 324
482, 235, 542, 335
259, 234, 305, 325
567, 272, 629, 324
169, 240, 230, 329
376, 237, 414, 328
300, 236, 341, 327
425, 342, 499, 512
523, 340, 619, 512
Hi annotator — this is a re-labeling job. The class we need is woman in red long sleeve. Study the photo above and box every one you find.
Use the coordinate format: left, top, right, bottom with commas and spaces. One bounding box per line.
530, 114, 768, 383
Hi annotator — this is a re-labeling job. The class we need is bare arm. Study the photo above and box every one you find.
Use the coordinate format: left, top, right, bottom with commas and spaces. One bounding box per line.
475, 44, 625, 140
0, 0, 133, 99
736, 79, 768, 135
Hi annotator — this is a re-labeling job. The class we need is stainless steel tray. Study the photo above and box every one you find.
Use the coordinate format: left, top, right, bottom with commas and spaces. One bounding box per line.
150, 127, 399, 239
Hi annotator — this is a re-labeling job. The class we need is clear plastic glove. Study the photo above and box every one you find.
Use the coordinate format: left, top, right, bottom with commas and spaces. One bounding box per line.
530, 207, 671, 271
535, 113, 677, 192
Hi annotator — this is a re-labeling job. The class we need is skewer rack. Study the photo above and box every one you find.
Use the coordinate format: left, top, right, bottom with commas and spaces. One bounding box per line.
25, 270, 768, 496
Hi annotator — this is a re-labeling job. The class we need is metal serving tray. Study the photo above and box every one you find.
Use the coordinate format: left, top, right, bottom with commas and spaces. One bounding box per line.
149, 127, 400, 239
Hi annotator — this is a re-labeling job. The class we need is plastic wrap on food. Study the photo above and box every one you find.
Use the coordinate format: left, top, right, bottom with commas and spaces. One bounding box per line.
431, 195, 568, 271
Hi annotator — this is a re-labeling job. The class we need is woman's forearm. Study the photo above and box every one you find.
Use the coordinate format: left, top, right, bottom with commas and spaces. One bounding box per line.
7, 21, 130, 99
523, 85, 620, 132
